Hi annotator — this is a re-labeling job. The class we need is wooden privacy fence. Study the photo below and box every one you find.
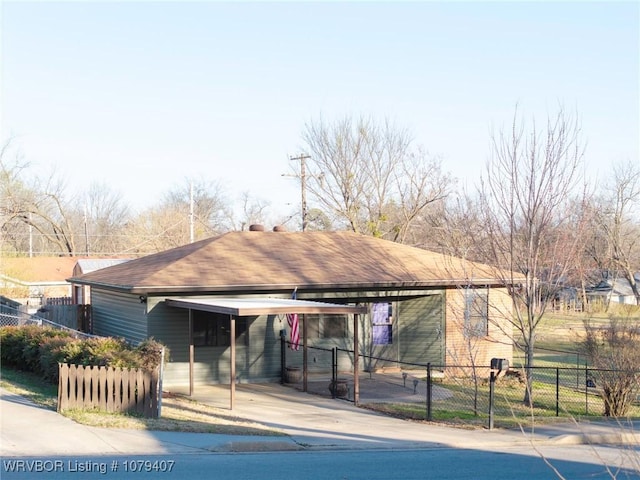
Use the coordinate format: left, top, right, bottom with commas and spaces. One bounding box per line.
58, 364, 160, 418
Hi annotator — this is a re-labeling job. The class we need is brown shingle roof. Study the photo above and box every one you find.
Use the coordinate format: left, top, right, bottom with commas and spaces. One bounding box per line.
1, 257, 79, 283
68, 231, 506, 294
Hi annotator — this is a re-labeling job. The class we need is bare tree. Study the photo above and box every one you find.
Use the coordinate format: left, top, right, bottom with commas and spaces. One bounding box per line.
477, 106, 587, 406
592, 161, 640, 305
421, 191, 487, 259
231, 192, 272, 232
78, 181, 132, 256
1, 140, 35, 254
13, 171, 78, 256
1, 142, 79, 256
300, 115, 453, 242
126, 178, 231, 254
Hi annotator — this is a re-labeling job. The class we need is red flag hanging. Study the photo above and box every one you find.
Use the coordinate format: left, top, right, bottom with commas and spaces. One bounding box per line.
287, 289, 300, 350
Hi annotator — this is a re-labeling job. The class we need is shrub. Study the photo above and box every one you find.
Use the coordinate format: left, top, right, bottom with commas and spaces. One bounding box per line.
0, 326, 30, 366
22, 328, 73, 373
135, 338, 169, 371
0, 325, 72, 369
38, 336, 79, 382
109, 349, 142, 368
0, 326, 168, 385
81, 337, 129, 366
583, 315, 640, 417
58, 339, 87, 366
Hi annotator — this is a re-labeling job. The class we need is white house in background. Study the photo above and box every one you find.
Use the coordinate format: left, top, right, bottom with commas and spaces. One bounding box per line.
586, 274, 640, 306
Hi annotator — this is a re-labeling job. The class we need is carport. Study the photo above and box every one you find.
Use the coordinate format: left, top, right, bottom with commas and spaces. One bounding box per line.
165, 297, 368, 409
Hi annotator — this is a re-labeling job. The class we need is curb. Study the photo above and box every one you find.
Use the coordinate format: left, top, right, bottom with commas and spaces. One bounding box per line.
549, 432, 640, 446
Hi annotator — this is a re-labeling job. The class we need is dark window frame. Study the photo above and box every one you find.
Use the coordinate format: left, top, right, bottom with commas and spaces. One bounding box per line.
192, 310, 248, 347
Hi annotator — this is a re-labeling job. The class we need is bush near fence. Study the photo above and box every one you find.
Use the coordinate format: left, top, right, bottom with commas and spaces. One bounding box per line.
0, 325, 167, 384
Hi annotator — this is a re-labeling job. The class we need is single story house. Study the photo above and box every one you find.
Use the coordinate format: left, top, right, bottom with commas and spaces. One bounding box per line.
586, 275, 640, 306
0, 257, 78, 311
68, 227, 516, 398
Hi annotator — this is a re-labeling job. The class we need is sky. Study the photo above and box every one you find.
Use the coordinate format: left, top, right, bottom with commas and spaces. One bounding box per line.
1, 1, 638, 223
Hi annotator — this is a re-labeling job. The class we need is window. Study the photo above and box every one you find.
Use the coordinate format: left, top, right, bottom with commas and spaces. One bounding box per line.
464, 288, 489, 338
192, 310, 248, 347
304, 314, 348, 339
322, 315, 347, 338
372, 302, 393, 345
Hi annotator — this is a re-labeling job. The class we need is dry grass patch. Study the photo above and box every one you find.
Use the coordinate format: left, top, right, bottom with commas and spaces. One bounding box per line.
63, 395, 284, 435
1, 367, 283, 436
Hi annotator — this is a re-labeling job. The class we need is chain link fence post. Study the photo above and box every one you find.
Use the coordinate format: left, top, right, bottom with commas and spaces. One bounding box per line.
488, 369, 496, 430
585, 366, 590, 415
426, 363, 432, 421
331, 347, 337, 399
556, 367, 560, 417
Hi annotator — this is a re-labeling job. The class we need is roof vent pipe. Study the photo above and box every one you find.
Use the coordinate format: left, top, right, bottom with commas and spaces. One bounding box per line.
273, 225, 287, 232
249, 224, 265, 231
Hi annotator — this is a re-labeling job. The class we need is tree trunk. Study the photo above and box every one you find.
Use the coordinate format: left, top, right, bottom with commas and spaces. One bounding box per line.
523, 343, 535, 407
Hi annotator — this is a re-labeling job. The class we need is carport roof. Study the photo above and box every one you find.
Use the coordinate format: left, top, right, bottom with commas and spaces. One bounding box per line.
165, 297, 367, 316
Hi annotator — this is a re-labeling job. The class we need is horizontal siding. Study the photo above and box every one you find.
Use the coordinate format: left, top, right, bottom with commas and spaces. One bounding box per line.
398, 295, 445, 366
246, 314, 282, 382
147, 290, 494, 385
152, 302, 284, 386
91, 290, 148, 344
147, 299, 190, 386
283, 314, 355, 374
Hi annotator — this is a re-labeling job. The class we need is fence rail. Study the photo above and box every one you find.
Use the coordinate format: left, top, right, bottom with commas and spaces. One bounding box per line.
57, 363, 160, 418
44, 296, 74, 306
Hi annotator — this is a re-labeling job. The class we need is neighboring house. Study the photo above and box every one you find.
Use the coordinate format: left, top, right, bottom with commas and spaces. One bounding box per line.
586, 274, 640, 306
0, 257, 78, 311
68, 228, 517, 390
552, 286, 583, 313
71, 258, 131, 304
0, 256, 132, 314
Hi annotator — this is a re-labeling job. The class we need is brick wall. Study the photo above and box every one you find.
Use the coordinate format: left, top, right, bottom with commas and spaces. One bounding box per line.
444, 287, 513, 377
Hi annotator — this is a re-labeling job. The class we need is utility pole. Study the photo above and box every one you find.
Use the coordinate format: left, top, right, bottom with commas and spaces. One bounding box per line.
290, 154, 311, 232
29, 212, 34, 258
83, 206, 89, 257
189, 181, 195, 243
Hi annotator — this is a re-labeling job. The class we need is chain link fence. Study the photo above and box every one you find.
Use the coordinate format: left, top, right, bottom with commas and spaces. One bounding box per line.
0, 304, 96, 340
280, 340, 640, 428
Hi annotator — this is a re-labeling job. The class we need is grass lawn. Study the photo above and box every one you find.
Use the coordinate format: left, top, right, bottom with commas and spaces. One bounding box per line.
365, 378, 635, 429
365, 311, 640, 428
0, 367, 283, 436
